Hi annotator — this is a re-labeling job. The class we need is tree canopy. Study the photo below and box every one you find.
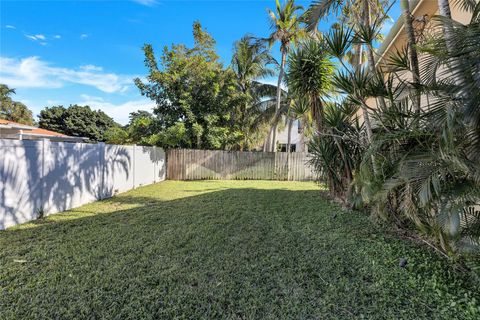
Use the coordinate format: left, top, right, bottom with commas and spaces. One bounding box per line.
38, 105, 118, 142
0, 84, 35, 125
135, 22, 240, 150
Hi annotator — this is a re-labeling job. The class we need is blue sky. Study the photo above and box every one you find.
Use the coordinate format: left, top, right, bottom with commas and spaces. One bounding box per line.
1, 0, 400, 124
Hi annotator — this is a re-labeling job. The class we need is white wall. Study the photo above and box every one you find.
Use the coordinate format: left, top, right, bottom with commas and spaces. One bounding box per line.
0, 139, 165, 229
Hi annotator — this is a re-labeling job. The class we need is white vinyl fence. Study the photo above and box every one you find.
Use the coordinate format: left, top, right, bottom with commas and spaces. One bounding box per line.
0, 139, 165, 229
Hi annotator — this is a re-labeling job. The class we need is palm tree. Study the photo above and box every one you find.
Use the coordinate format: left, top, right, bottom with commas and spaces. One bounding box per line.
308, 102, 363, 199
400, 0, 421, 112
286, 39, 335, 133
355, 1, 480, 252
264, 0, 305, 152
230, 36, 280, 150
304, 0, 390, 121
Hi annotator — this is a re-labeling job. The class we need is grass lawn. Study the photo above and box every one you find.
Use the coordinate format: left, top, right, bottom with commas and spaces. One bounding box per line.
1, 180, 479, 319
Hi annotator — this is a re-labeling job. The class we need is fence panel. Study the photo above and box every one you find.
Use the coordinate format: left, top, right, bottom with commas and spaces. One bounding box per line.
166, 149, 314, 181
0, 139, 165, 229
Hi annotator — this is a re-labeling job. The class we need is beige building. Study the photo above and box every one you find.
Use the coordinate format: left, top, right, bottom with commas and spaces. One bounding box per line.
366, 0, 474, 113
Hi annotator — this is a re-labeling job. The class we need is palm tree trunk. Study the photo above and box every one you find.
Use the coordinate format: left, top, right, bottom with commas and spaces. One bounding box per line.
286, 117, 293, 153
363, 0, 388, 111
437, 0, 454, 47
270, 51, 287, 152
401, 0, 421, 113
313, 95, 324, 133
286, 117, 293, 180
298, 119, 305, 152
361, 103, 374, 143
437, 0, 463, 87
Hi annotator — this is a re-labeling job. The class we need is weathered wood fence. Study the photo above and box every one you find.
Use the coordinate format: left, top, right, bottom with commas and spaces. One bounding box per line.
167, 149, 315, 181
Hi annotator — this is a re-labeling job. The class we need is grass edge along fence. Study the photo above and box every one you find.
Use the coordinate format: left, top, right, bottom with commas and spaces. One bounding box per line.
166, 148, 315, 181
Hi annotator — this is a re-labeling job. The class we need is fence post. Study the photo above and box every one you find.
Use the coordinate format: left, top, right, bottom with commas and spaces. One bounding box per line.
40, 138, 50, 214
153, 146, 157, 183
132, 144, 136, 189
98, 142, 106, 199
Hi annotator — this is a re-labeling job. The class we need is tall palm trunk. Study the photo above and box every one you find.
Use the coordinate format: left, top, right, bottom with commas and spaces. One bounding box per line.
286, 117, 293, 153
401, 0, 421, 112
437, 0, 463, 87
363, 0, 388, 111
270, 50, 287, 152
298, 119, 305, 152
437, 0, 454, 48
286, 117, 294, 180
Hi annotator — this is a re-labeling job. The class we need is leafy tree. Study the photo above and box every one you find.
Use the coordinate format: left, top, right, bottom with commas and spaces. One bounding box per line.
0, 84, 35, 125
104, 126, 129, 145
129, 110, 154, 123
38, 105, 117, 142
104, 110, 159, 146
135, 22, 239, 150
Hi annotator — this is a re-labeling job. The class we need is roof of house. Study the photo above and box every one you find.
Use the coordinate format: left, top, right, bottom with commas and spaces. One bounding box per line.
375, 0, 423, 66
0, 119, 68, 137
0, 119, 37, 130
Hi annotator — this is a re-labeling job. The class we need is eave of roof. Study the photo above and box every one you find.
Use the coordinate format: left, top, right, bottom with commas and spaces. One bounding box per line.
0, 121, 37, 130
375, 0, 422, 66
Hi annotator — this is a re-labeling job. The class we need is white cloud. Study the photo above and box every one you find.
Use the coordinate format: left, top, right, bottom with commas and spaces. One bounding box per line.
78, 94, 155, 124
132, 0, 158, 6
25, 34, 48, 44
25, 35, 38, 41
0, 56, 134, 93
80, 34, 88, 40
54, 35, 61, 39
5, 25, 16, 29
80, 64, 103, 72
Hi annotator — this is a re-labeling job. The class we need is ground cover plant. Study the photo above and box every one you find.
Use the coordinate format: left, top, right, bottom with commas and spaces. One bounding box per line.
1, 180, 479, 319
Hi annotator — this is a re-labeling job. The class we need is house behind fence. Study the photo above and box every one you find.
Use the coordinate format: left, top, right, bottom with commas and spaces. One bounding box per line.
0, 139, 165, 229
167, 149, 315, 181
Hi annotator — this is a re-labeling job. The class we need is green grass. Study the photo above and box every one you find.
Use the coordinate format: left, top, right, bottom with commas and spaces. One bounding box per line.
1, 180, 479, 319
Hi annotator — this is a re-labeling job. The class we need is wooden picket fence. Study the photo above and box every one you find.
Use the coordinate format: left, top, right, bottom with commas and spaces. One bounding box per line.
166, 149, 315, 181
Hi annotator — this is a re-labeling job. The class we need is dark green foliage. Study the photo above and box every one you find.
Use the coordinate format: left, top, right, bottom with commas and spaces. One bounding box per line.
0, 84, 35, 125
104, 126, 129, 145
286, 39, 335, 131
230, 36, 280, 150
356, 3, 480, 254
135, 22, 240, 150
308, 102, 363, 201
38, 105, 118, 142
1, 181, 479, 318
309, 1, 480, 255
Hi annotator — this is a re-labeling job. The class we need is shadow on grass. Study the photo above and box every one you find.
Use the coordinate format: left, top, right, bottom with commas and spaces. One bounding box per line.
1, 186, 479, 319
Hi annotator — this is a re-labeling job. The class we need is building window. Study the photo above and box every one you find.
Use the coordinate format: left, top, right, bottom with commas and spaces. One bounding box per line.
278, 144, 296, 152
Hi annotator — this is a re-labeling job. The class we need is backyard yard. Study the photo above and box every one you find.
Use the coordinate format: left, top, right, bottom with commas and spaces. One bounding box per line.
1, 180, 479, 319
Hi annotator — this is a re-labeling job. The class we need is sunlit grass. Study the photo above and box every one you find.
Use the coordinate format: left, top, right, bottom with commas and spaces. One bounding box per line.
0, 180, 478, 319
